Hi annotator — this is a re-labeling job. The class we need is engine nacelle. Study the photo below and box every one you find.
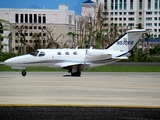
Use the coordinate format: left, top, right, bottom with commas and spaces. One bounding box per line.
85, 49, 111, 61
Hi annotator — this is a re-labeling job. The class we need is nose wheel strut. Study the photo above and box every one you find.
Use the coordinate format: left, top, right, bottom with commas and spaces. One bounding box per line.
22, 70, 27, 76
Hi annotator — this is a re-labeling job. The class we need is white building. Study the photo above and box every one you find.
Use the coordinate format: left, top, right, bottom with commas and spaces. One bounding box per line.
85, 0, 160, 37
0, 5, 75, 53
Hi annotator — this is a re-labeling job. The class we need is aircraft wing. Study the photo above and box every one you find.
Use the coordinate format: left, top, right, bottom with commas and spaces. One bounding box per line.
0, 62, 4, 65
54, 62, 90, 70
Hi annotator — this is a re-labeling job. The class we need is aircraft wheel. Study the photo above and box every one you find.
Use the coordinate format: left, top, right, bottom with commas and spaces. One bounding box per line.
22, 70, 27, 77
71, 70, 81, 77
76, 70, 81, 76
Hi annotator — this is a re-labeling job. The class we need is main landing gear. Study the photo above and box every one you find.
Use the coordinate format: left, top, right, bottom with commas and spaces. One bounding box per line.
68, 66, 81, 77
71, 70, 81, 76
21, 70, 27, 77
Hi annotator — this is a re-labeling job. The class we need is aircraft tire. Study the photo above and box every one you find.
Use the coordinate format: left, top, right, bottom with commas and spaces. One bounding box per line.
22, 70, 27, 77
71, 70, 81, 76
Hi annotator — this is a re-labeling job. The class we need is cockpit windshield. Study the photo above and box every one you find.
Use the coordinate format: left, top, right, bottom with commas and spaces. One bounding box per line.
29, 50, 39, 56
29, 50, 45, 57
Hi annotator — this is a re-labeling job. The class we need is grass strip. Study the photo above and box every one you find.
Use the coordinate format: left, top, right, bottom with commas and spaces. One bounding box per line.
0, 65, 160, 72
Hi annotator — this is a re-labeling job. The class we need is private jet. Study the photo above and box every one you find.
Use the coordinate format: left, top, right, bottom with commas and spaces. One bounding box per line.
4, 29, 146, 76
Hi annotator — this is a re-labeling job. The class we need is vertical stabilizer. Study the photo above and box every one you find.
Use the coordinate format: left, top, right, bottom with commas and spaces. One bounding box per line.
106, 29, 146, 52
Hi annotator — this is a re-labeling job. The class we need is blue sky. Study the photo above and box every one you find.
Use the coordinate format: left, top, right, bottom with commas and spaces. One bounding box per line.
0, 0, 87, 15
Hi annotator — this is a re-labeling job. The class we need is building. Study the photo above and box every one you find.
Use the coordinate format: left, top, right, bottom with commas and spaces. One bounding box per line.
88, 0, 160, 37
0, 5, 75, 53
0, 20, 10, 53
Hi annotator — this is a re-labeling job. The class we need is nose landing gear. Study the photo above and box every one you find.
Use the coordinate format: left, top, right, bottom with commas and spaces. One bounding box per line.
21, 70, 27, 76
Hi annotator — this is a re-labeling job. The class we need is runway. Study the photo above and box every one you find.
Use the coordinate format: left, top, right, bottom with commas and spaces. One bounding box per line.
0, 72, 160, 107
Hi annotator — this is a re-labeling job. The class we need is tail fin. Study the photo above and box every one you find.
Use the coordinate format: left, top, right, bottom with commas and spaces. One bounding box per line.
106, 29, 146, 52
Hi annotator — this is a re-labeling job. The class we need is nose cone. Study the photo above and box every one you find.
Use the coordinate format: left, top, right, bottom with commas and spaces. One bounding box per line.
4, 58, 18, 66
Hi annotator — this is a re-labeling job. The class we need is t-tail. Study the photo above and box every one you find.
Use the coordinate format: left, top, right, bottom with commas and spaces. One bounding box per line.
106, 29, 146, 59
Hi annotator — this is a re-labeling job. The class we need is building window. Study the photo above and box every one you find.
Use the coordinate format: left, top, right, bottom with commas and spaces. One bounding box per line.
128, 18, 134, 21
15, 32, 18, 36
139, 17, 142, 22
119, 12, 122, 15
29, 33, 33, 36
146, 23, 152, 26
119, 0, 122, 10
124, 0, 127, 10
155, 0, 158, 9
25, 14, 28, 23
38, 14, 41, 23
43, 14, 46, 23
43, 33, 46, 36
146, 12, 152, 15
139, 12, 142, 16
115, 12, 118, 15
128, 12, 134, 15
123, 18, 126, 21
154, 29, 157, 32
111, 0, 114, 10
34, 26, 37, 29
20, 14, 23, 23
69, 15, 72, 24
146, 17, 152, 21
128, 23, 134, 27
29, 26, 32, 29
139, 0, 142, 10
15, 40, 18, 43
115, 0, 118, 10
15, 14, 19, 23
123, 23, 126, 26
43, 26, 46, 29
25, 26, 28, 29
154, 17, 157, 20
76, 21, 80, 30
25, 33, 28, 36
15, 47, 18, 50
154, 23, 157, 26
148, 0, 151, 10
110, 12, 113, 15
130, 0, 133, 10
29, 14, 32, 23
34, 14, 37, 23
119, 18, 122, 21
38, 26, 41, 29
123, 12, 126, 15
104, 0, 107, 10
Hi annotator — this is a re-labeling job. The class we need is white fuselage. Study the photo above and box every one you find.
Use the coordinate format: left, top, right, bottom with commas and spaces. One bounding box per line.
4, 49, 124, 69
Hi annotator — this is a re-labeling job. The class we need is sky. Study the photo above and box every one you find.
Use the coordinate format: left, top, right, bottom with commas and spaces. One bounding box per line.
0, 0, 87, 15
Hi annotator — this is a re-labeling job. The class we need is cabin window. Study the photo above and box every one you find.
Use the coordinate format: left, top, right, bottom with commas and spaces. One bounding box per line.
38, 51, 45, 57
57, 52, 62, 55
73, 51, 77, 55
65, 52, 69, 55
29, 50, 39, 56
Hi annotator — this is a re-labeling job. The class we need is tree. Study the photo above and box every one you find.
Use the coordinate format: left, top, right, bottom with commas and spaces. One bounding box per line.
67, 32, 78, 48
10, 24, 27, 54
